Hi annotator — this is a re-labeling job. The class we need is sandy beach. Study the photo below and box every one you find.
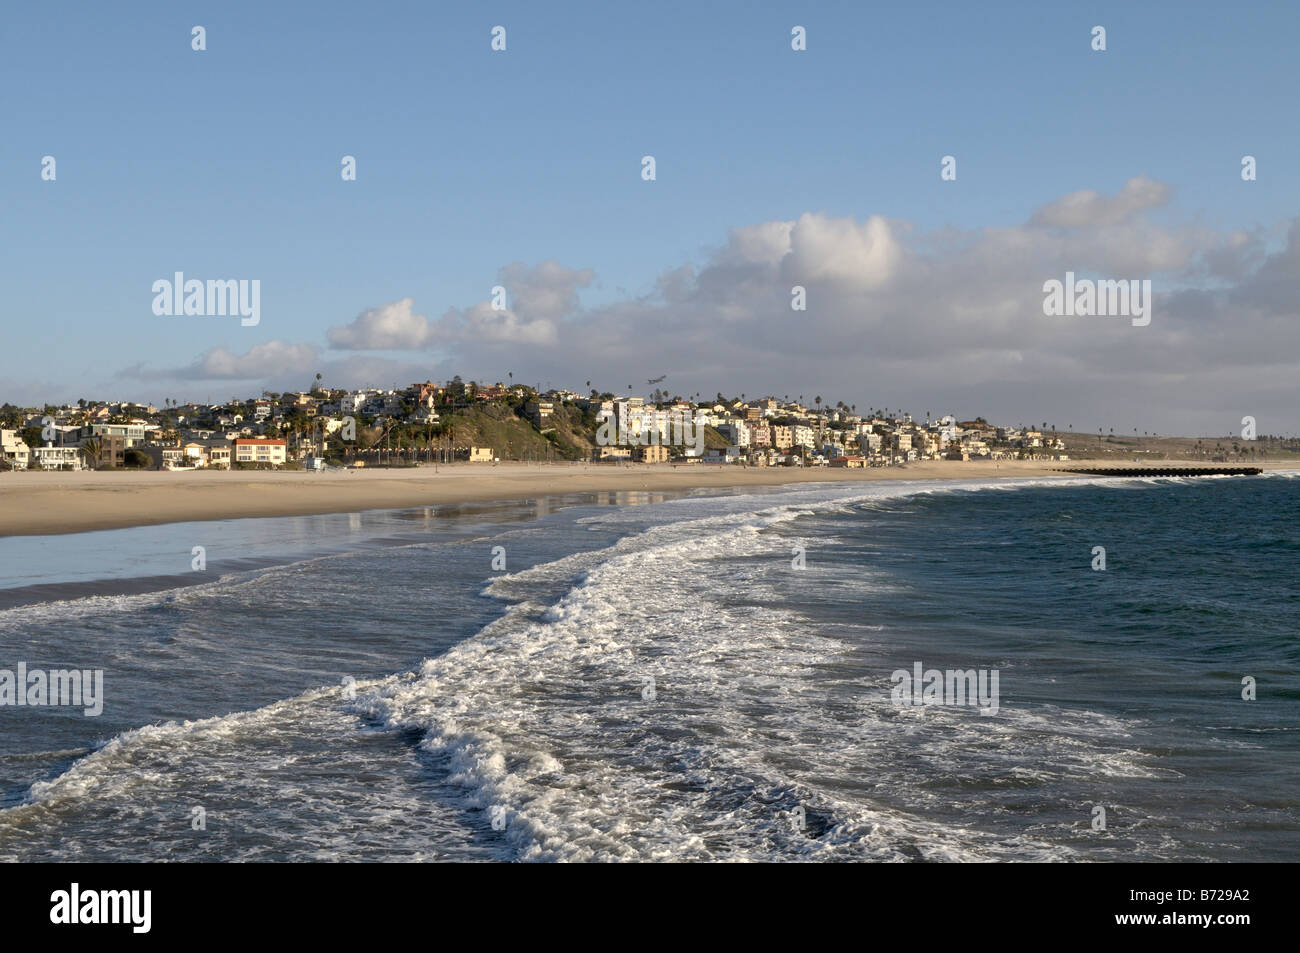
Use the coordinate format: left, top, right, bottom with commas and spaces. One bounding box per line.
2, 458, 1290, 538
0, 460, 1089, 537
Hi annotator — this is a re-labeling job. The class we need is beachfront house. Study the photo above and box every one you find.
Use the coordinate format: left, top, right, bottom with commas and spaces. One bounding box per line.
72, 422, 147, 448
30, 445, 84, 470
203, 440, 232, 468
232, 438, 287, 467
1, 430, 30, 470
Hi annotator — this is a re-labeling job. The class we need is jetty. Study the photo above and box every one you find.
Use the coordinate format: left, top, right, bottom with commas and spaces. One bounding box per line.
1056, 465, 1261, 477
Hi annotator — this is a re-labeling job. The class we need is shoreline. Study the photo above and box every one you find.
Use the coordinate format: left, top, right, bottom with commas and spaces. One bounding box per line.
1, 459, 1293, 538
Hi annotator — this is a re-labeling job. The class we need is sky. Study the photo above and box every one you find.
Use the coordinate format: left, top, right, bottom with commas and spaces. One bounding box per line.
2, 0, 1298, 436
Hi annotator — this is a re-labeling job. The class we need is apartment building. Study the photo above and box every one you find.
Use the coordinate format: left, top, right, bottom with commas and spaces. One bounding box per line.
716, 423, 750, 447
340, 392, 369, 415
613, 398, 645, 437
86, 435, 127, 468
633, 445, 671, 463
71, 422, 147, 448
232, 438, 287, 466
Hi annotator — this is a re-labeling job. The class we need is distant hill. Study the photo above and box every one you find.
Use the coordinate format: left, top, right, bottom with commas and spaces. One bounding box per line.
440, 400, 595, 461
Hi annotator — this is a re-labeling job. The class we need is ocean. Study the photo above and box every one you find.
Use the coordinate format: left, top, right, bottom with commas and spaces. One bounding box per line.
1, 473, 1296, 862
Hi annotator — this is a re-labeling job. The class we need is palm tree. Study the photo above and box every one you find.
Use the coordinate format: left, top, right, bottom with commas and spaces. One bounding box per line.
81, 437, 100, 470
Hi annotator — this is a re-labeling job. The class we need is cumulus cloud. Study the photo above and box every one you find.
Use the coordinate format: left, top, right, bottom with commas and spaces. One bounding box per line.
127, 340, 320, 381
326, 261, 590, 351
782, 213, 902, 289
1031, 175, 1172, 228
328, 298, 432, 350
137, 177, 1300, 434
432, 300, 558, 346
497, 261, 593, 321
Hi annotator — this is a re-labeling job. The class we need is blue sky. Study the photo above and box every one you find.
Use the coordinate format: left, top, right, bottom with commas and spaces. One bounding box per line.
3, 1, 1298, 433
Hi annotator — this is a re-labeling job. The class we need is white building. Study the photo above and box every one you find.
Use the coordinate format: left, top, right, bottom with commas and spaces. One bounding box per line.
232, 438, 287, 466
716, 422, 750, 448
340, 392, 369, 415
1, 430, 30, 470
30, 445, 83, 470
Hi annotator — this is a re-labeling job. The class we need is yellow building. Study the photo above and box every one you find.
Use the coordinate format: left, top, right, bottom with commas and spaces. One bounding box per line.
633, 445, 671, 463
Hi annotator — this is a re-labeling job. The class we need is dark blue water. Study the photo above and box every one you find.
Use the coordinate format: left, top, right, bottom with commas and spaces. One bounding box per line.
762, 475, 1300, 861
0, 475, 1295, 861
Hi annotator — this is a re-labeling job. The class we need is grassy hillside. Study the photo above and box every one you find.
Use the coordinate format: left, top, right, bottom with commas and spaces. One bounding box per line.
440, 401, 594, 461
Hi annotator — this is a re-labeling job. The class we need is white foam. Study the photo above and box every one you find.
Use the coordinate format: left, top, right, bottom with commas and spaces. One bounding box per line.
2, 475, 1188, 861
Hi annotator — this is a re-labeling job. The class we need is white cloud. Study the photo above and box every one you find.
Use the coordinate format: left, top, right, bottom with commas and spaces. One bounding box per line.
1031, 175, 1172, 228
186, 341, 319, 379
326, 261, 589, 351
783, 212, 902, 289
131, 179, 1300, 434
327, 298, 432, 350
